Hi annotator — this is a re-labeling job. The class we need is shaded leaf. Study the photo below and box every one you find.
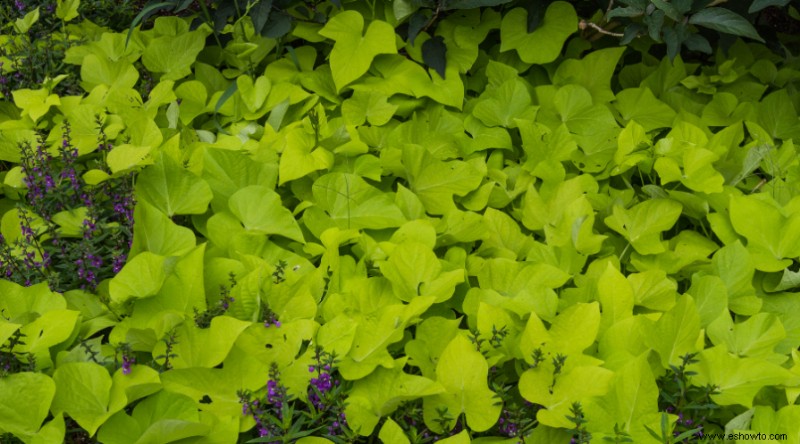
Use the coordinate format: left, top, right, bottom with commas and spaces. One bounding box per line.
689, 7, 764, 42
422, 35, 447, 79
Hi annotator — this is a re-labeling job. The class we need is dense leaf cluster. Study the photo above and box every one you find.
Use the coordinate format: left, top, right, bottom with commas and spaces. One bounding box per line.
1, 0, 800, 443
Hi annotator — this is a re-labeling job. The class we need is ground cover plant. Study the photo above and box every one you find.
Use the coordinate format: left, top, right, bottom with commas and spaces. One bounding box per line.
1, 0, 800, 442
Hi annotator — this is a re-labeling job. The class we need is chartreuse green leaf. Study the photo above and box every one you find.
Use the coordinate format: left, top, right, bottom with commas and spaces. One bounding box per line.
0, 320, 20, 348
500, 3, 577, 64
424, 335, 501, 433
472, 76, 536, 128
405, 317, 461, 379
173, 80, 207, 125
228, 185, 304, 243
0, 281, 65, 318
316, 313, 358, 357
645, 294, 701, 368
16, 309, 80, 368
136, 151, 212, 216
628, 270, 678, 312
107, 144, 154, 174
141, 20, 208, 81
132, 245, 206, 319
319, 10, 397, 91
56, 0, 80, 21
519, 122, 577, 181
311, 173, 405, 230
708, 312, 786, 360
342, 90, 398, 126
584, 353, 660, 442
691, 345, 798, 407
729, 194, 800, 272
236, 74, 271, 115
109, 365, 162, 407
518, 303, 611, 427
711, 240, 761, 316
553, 47, 626, 103
51, 362, 124, 435
521, 175, 605, 254
80, 54, 139, 91
604, 199, 683, 255
613, 87, 676, 131
380, 242, 463, 302
12, 88, 60, 123
341, 297, 435, 380
168, 316, 250, 369
30, 413, 65, 444
402, 144, 482, 214
626, 229, 717, 275
158, 368, 242, 421
0, 373, 55, 440
224, 320, 317, 398
130, 390, 210, 443
14, 7, 39, 33
466, 259, 566, 321
279, 126, 334, 184
654, 146, 725, 193
201, 147, 278, 212
542, 84, 620, 171
520, 361, 614, 429
109, 252, 171, 307
757, 89, 800, 141
597, 264, 634, 337
346, 363, 444, 436
378, 418, 410, 444
367, 55, 464, 109
518, 303, 601, 360
750, 405, 800, 442
764, 267, 800, 292
687, 274, 728, 327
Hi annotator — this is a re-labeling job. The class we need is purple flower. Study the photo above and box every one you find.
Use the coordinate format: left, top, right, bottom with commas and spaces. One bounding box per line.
14, 0, 24, 12
112, 253, 126, 273
122, 355, 134, 375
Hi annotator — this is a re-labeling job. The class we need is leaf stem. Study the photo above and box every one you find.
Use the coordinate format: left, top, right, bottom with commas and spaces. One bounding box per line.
579, 19, 624, 38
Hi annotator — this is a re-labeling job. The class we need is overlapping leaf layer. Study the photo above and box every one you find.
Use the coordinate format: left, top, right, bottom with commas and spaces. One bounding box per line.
2, 2, 800, 443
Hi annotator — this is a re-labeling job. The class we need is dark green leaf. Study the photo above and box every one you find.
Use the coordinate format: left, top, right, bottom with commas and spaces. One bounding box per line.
651, 0, 682, 21
523, 0, 545, 32
444, 0, 513, 10
663, 26, 682, 61
689, 7, 765, 42
684, 33, 712, 53
646, 9, 665, 41
262, 10, 293, 38
176, 0, 193, 12
672, 0, 693, 14
623, 0, 648, 7
607, 6, 645, 20
250, 0, 273, 36
621, 23, 643, 45
749, 0, 790, 13
214, 3, 236, 33
330, 0, 342, 7
408, 11, 429, 46
422, 35, 447, 79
